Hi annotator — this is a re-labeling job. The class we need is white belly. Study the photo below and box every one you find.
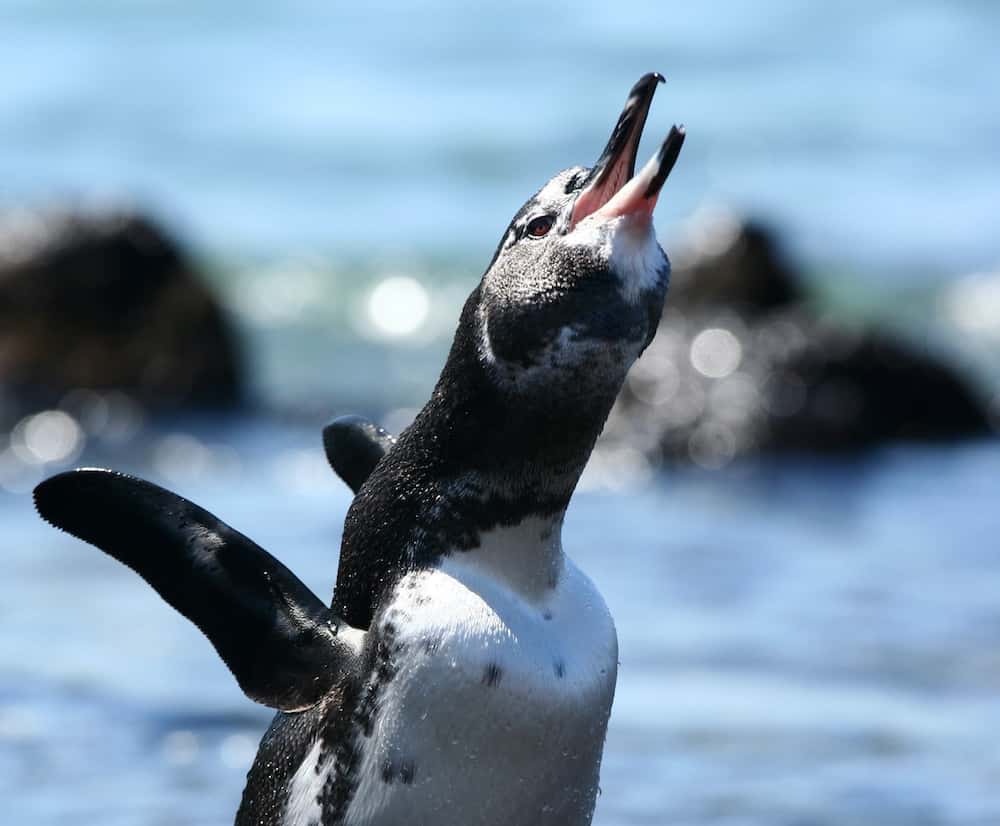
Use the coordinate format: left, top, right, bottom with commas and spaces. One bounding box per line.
286, 536, 618, 826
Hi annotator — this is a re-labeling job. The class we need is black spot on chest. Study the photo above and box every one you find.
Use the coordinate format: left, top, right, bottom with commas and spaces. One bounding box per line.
400, 760, 416, 785
379, 756, 416, 785
482, 662, 504, 687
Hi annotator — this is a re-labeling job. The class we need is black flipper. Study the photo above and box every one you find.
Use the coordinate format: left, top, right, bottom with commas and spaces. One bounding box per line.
33, 469, 361, 712
322, 415, 397, 494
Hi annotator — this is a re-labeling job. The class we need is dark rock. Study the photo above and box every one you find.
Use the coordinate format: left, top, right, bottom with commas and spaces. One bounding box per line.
610, 215, 992, 466
668, 217, 801, 315
0, 208, 242, 414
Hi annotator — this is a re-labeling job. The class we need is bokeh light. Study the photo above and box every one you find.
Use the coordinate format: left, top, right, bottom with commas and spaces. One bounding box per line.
690, 328, 742, 379
367, 276, 430, 338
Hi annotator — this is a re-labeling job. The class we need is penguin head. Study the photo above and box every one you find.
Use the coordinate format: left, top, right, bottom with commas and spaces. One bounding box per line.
475, 73, 685, 401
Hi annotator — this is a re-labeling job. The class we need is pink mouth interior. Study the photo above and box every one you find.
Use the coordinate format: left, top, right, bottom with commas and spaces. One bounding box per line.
570, 148, 663, 229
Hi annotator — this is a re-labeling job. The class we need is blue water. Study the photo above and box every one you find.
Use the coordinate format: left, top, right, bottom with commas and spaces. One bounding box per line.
1, 1, 998, 275
4, 419, 1000, 824
3, 3, 1000, 824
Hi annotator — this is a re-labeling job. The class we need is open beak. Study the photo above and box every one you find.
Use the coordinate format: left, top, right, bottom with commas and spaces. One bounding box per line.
571, 72, 685, 228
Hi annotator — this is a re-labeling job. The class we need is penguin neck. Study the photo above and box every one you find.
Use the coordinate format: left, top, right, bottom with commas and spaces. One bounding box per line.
397, 291, 622, 565
403, 378, 582, 598
410, 297, 618, 517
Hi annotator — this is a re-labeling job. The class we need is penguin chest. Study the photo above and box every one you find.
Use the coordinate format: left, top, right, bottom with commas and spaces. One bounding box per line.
342, 552, 619, 826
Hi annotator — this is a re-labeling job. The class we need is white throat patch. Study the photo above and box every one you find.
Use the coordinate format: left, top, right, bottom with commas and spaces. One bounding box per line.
568, 214, 665, 304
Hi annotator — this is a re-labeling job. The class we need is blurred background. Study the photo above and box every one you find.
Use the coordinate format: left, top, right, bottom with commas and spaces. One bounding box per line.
2, 1, 1000, 824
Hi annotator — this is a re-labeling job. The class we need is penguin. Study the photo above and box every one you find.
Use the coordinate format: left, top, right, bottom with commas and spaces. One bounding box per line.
33, 72, 684, 826
323, 415, 397, 494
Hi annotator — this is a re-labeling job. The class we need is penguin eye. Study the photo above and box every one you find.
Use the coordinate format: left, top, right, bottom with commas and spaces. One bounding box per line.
525, 215, 554, 238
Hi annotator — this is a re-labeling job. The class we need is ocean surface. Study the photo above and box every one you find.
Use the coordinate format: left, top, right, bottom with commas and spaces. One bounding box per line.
4, 426, 1000, 825
2, 2, 1000, 824
2, 0, 999, 274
